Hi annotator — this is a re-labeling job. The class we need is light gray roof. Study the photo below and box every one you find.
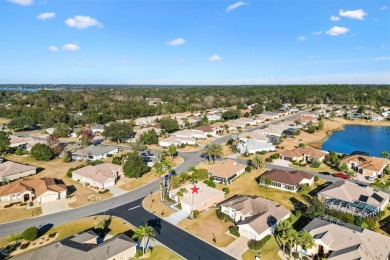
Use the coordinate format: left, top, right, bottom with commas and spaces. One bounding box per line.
303, 218, 390, 260
0, 161, 37, 178
13, 231, 136, 260
318, 180, 389, 208
72, 145, 118, 157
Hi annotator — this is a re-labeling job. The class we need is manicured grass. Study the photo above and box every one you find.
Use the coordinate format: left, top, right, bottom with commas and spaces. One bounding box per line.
143, 191, 176, 217
242, 236, 282, 260
289, 163, 337, 174
0, 216, 133, 251
0, 207, 42, 224
216, 170, 311, 211
178, 209, 235, 247
140, 245, 184, 260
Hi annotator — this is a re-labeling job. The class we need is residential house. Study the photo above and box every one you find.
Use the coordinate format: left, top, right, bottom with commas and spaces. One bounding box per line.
279, 147, 327, 163
90, 124, 105, 135
194, 125, 217, 136
0, 160, 37, 182
259, 169, 314, 192
302, 217, 390, 260
172, 129, 207, 139
262, 112, 279, 120
72, 163, 122, 190
237, 139, 275, 154
318, 180, 389, 218
169, 183, 225, 212
220, 196, 290, 240
45, 128, 55, 135
71, 145, 120, 161
14, 230, 137, 260
341, 154, 389, 179
348, 112, 362, 120
238, 130, 270, 142
158, 135, 196, 147
134, 116, 159, 126
206, 113, 222, 121
298, 114, 318, 125
9, 135, 43, 151
0, 178, 67, 205
208, 159, 247, 185
70, 128, 81, 138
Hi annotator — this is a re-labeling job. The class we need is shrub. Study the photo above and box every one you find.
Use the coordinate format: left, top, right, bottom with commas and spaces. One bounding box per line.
270, 153, 280, 159
203, 179, 216, 188
98, 189, 110, 194
15, 148, 23, 156
292, 252, 300, 259
20, 203, 27, 206
245, 166, 252, 172
265, 157, 273, 162
135, 248, 143, 258
22, 226, 39, 241
314, 176, 319, 182
248, 234, 271, 251
8, 233, 23, 242
294, 210, 302, 218
229, 226, 240, 237
180, 143, 185, 148
216, 209, 224, 220
223, 187, 230, 194
48, 232, 57, 238
62, 156, 71, 163
29, 201, 33, 207
19, 242, 30, 250
4, 204, 11, 208
192, 210, 200, 219
107, 154, 113, 157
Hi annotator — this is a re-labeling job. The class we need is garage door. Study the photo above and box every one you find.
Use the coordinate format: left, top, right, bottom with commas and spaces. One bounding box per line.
238, 227, 255, 240
39, 194, 58, 204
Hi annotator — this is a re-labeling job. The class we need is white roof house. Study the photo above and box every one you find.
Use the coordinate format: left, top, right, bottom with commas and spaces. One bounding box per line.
71, 163, 122, 190
0, 161, 37, 182
172, 129, 207, 139
158, 136, 196, 147
237, 139, 275, 154
71, 145, 120, 161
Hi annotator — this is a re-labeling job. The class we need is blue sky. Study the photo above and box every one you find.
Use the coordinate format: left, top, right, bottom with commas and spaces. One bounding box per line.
1, 0, 389, 84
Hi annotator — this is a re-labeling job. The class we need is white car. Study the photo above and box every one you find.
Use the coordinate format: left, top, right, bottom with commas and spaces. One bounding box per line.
368, 176, 375, 181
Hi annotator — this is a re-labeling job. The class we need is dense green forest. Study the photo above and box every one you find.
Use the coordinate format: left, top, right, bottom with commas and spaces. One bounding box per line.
0, 85, 389, 129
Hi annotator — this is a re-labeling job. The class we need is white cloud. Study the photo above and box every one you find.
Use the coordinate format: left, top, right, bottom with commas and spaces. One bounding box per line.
381, 44, 385, 48
62, 43, 80, 51
330, 16, 340, 22
121, 60, 128, 64
312, 31, 322, 35
339, 9, 367, 20
65, 15, 103, 29
208, 54, 221, 62
48, 46, 58, 52
7, 0, 32, 6
166, 38, 185, 46
326, 26, 349, 36
380, 6, 388, 10
297, 36, 306, 41
374, 57, 390, 61
37, 12, 55, 20
226, 1, 248, 12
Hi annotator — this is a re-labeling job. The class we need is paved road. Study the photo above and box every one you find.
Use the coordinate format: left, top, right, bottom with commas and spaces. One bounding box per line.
109, 199, 236, 260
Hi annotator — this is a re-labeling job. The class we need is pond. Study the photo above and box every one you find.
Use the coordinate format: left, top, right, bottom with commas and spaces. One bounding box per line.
321, 125, 390, 157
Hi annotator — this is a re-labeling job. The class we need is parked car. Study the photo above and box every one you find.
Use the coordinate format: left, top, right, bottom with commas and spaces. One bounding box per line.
368, 176, 375, 181
319, 171, 331, 176
334, 173, 349, 179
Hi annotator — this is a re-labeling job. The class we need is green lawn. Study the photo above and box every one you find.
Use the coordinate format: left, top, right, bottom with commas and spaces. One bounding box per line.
135, 246, 183, 260
242, 236, 282, 260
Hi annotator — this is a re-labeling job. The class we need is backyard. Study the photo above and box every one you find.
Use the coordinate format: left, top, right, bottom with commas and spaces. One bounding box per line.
241, 236, 282, 260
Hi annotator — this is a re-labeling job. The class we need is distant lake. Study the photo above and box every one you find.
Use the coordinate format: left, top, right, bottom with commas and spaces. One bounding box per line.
321, 125, 390, 157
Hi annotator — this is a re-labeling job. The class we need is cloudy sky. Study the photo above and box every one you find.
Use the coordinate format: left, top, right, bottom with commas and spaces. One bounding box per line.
1, 0, 389, 84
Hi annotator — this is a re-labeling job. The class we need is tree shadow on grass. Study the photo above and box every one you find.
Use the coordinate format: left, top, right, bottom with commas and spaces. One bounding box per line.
379, 215, 390, 235
308, 181, 332, 197
38, 223, 53, 237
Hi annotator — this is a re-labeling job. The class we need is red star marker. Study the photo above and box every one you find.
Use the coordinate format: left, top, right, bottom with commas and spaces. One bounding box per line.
190, 185, 200, 194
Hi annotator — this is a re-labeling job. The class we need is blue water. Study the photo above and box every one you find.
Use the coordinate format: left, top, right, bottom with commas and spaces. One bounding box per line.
321, 125, 390, 157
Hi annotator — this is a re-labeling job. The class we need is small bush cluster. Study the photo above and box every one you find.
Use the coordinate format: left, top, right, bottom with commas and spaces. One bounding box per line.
20, 242, 30, 250
22, 226, 39, 241
4, 202, 22, 208
98, 189, 110, 194
222, 187, 230, 194
203, 179, 216, 188
248, 235, 272, 251
229, 226, 240, 237
192, 210, 200, 219
134, 249, 143, 258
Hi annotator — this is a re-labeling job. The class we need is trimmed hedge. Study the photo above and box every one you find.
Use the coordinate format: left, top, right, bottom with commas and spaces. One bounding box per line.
229, 226, 240, 237
192, 210, 200, 219
98, 189, 110, 194
22, 227, 39, 241
203, 179, 216, 188
222, 187, 230, 194
248, 235, 272, 251
20, 242, 30, 250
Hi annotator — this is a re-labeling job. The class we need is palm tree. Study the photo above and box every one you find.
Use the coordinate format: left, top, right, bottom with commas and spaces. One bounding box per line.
251, 155, 265, 169
338, 162, 349, 173
153, 160, 172, 201
132, 225, 156, 255
370, 179, 390, 191
202, 144, 213, 164
175, 187, 188, 202
297, 231, 314, 251
286, 228, 298, 256
168, 145, 177, 162
210, 143, 223, 163
381, 151, 389, 159
276, 220, 292, 255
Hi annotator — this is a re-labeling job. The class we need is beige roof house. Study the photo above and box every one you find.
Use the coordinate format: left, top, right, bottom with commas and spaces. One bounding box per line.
71, 163, 121, 189
14, 230, 137, 260
318, 180, 389, 211
208, 159, 247, 184
238, 130, 270, 142
303, 218, 390, 260
220, 196, 290, 240
169, 182, 225, 212
341, 155, 389, 177
280, 147, 327, 162
0, 161, 37, 181
0, 178, 67, 204
260, 169, 314, 192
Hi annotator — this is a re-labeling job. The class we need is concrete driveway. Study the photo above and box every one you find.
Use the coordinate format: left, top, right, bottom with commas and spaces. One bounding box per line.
108, 186, 127, 197
222, 236, 249, 259
271, 159, 291, 167
41, 199, 69, 215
